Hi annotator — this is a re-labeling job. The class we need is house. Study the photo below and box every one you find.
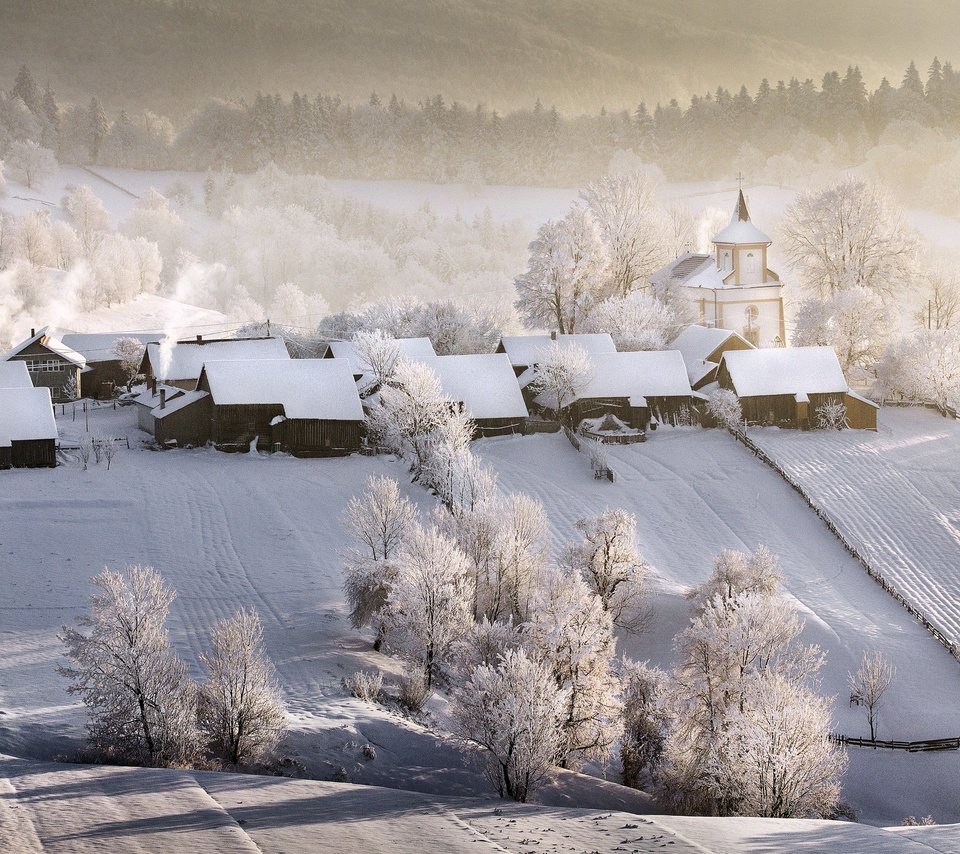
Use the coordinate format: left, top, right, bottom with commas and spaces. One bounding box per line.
140, 336, 290, 390
717, 347, 878, 430
652, 189, 786, 347
671, 325, 755, 391
133, 383, 188, 436
0, 387, 58, 468
0, 361, 33, 389
534, 350, 698, 428
60, 332, 163, 398
2, 327, 87, 402
190, 359, 365, 454
496, 333, 617, 376
425, 353, 529, 436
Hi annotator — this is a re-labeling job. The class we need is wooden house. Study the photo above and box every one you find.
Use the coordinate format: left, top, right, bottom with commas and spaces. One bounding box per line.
426, 353, 529, 436
192, 359, 365, 455
534, 350, 698, 428
717, 347, 878, 430
61, 332, 163, 398
0, 387, 58, 468
671, 325, 755, 390
140, 336, 290, 390
497, 333, 616, 376
2, 327, 87, 402
0, 361, 33, 389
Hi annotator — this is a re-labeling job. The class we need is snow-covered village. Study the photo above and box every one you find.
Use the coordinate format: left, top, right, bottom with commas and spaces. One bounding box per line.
3, 3, 960, 852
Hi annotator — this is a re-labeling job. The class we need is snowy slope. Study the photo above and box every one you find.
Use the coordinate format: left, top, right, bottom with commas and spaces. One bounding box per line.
2, 755, 954, 854
750, 408, 960, 648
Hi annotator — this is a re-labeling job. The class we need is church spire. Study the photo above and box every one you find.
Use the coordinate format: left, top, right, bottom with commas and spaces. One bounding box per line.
733, 188, 751, 222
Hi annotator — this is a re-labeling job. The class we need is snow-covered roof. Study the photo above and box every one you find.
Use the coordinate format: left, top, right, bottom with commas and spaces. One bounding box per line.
651, 252, 727, 290
713, 190, 771, 245
498, 334, 616, 368
535, 350, 693, 408
199, 359, 364, 421
0, 387, 57, 446
2, 326, 87, 369
427, 354, 528, 420
132, 383, 184, 408
60, 332, 163, 364
721, 347, 850, 397
327, 337, 437, 376
146, 337, 289, 382
0, 361, 32, 388
152, 390, 209, 420
671, 325, 754, 386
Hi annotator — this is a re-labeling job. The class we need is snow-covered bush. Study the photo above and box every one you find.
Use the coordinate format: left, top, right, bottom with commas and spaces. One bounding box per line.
584, 437, 609, 473
453, 648, 566, 802
528, 341, 593, 418
816, 401, 847, 430
707, 387, 744, 434
344, 670, 384, 703
620, 661, 667, 789
397, 668, 430, 713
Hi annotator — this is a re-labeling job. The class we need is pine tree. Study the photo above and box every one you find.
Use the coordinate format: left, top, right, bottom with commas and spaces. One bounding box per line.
88, 96, 108, 162
12, 64, 40, 113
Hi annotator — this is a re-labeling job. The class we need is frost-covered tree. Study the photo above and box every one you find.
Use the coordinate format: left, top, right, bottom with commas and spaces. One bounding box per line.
620, 660, 667, 789
688, 545, 782, 613
63, 184, 110, 257
561, 509, 650, 633
781, 177, 919, 300
114, 336, 145, 390
848, 650, 895, 741
352, 328, 403, 389
816, 401, 848, 430
525, 569, 622, 767
421, 408, 487, 510
341, 475, 415, 648
6, 140, 57, 189
121, 189, 186, 280
792, 287, 891, 371
453, 649, 566, 802
199, 608, 287, 765
581, 171, 669, 297
915, 266, 960, 330
379, 523, 473, 688
879, 327, 960, 412
707, 387, 744, 434
582, 290, 681, 351
528, 341, 593, 418
57, 565, 199, 766
10, 210, 56, 267
514, 206, 610, 334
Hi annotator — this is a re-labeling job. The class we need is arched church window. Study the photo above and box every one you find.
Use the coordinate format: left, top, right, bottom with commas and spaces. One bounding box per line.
723, 251, 731, 270
746, 252, 757, 274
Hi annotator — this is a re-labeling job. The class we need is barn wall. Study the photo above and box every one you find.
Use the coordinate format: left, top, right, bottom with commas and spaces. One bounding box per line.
572, 397, 648, 430
275, 419, 363, 455
844, 394, 879, 430
154, 398, 212, 447
10, 439, 56, 468
210, 403, 284, 449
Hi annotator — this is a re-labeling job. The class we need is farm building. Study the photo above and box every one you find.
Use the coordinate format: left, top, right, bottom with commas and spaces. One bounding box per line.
497, 333, 616, 375
0, 387, 58, 469
671, 325, 755, 390
426, 353, 529, 436
717, 347, 878, 430
325, 337, 437, 391
191, 359, 365, 455
2, 327, 87, 402
151, 391, 212, 447
140, 336, 290, 390
0, 361, 33, 389
61, 332, 163, 398
534, 350, 698, 428
133, 384, 189, 436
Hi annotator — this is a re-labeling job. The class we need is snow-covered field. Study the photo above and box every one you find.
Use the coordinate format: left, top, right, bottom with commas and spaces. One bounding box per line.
751, 408, 960, 648
2, 405, 960, 827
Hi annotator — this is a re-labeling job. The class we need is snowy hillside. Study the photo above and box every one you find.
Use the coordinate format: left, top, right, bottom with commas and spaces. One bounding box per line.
2, 404, 960, 825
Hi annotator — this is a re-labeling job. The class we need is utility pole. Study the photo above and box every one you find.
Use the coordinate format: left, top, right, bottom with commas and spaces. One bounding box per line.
929, 299, 933, 330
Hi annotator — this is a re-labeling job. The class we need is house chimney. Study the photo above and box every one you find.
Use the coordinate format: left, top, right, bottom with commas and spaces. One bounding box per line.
30, 328, 35, 338
159, 388, 166, 410
550, 330, 557, 341
196, 334, 203, 344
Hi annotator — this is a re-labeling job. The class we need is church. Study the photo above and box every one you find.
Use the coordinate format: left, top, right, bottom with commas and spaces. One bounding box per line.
652, 189, 786, 347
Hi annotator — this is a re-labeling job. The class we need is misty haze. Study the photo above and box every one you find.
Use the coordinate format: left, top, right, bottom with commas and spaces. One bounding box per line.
1, 3, 960, 852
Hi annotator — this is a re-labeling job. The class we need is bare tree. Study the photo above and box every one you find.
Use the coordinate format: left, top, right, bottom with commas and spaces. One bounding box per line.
101, 436, 118, 470
453, 648, 566, 802
199, 608, 287, 765
77, 433, 93, 470
915, 266, 960, 330
58, 565, 199, 766
528, 341, 593, 420
848, 650, 895, 741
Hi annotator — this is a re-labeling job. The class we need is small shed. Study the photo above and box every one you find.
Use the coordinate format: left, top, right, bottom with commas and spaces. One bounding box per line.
133, 384, 186, 435
151, 390, 212, 447
0, 387, 58, 468
197, 359, 365, 455
426, 353, 529, 436
671, 325, 755, 390
534, 350, 697, 428
2, 327, 87, 402
61, 332, 163, 398
0, 361, 33, 389
497, 333, 617, 376
140, 336, 290, 390
717, 347, 878, 430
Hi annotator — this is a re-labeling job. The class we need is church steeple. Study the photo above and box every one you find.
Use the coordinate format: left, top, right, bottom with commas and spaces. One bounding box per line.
733, 188, 751, 222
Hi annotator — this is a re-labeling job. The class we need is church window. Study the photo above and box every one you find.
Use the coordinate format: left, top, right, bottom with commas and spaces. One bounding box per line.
746, 252, 757, 274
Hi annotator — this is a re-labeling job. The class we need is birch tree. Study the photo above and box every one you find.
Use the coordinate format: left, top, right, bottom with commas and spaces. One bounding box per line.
848, 650, 895, 741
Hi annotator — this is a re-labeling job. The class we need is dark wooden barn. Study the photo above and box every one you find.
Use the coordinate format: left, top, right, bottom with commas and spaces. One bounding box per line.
61, 332, 162, 399
0, 387, 58, 469
671, 325, 755, 391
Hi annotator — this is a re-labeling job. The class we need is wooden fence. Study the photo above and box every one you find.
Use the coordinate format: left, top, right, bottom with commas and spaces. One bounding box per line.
831, 734, 960, 752
564, 426, 616, 482
730, 429, 960, 665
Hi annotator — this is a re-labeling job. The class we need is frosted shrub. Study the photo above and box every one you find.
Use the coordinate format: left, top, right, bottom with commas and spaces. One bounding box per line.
344, 670, 383, 703
398, 668, 430, 713
707, 388, 744, 434
77, 434, 93, 470
816, 401, 847, 430
585, 437, 609, 472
